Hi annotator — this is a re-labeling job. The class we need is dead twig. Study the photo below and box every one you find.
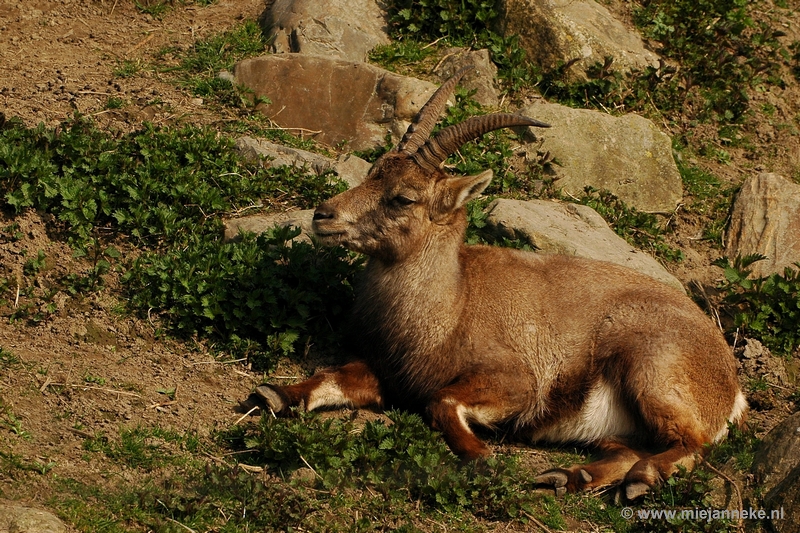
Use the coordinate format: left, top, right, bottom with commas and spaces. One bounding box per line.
126, 32, 155, 56
43, 382, 142, 398
68, 427, 93, 439
299, 455, 323, 480
702, 458, 744, 532
165, 517, 197, 533
233, 405, 259, 426
521, 510, 555, 533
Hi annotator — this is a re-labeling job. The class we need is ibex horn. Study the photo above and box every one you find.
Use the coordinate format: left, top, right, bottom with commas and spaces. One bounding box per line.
413, 114, 551, 172
397, 66, 473, 155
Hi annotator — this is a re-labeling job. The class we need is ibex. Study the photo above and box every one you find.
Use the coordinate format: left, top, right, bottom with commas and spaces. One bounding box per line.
249, 68, 747, 499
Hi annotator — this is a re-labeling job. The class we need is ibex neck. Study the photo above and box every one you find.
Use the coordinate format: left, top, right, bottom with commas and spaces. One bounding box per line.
357, 224, 466, 336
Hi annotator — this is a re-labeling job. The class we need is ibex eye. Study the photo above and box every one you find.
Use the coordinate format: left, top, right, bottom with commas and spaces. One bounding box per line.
391, 195, 415, 207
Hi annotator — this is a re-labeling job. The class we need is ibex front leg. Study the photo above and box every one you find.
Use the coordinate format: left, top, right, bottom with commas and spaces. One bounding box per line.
427, 371, 522, 460
252, 361, 384, 415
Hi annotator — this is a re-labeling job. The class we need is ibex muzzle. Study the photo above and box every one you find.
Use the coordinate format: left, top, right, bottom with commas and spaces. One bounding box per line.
249, 67, 747, 500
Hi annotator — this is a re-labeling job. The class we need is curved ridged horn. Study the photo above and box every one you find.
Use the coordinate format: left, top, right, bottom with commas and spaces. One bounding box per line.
412, 114, 551, 171
396, 66, 473, 155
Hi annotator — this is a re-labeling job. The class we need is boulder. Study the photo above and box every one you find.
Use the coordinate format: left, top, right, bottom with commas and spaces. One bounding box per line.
484, 198, 684, 291
235, 137, 371, 189
752, 411, 800, 494
223, 210, 315, 244
234, 55, 438, 150
0, 500, 66, 533
496, 0, 659, 80
764, 464, 800, 533
725, 173, 800, 278
264, 0, 390, 62
433, 48, 500, 108
520, 102, 682, 214
752, 411, 800, 533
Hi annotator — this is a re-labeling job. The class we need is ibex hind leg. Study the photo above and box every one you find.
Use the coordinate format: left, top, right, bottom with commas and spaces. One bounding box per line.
621, 410, 709, 499
535, 440, 652, 495
427, 371, 526, 460
249, 361, 384, 416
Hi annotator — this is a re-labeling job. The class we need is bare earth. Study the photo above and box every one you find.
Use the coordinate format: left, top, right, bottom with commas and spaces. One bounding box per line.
1, 0, 799, 529
0, 0, 270, 517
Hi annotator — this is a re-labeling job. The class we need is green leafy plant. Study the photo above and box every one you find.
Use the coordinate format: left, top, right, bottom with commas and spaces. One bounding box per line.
713, 254, 800, 355
1, 400, 31, 439
385, 0, 533, 91
124, 226, 363, 369
0, 347, 21, 370
173, 20, 268, 106
630, 466, 736, 532
573, 187, 684, 262
2, 117, 284, 245
82, 426, 197, 470
633, 0, 786, 124
134, 0, 171, 18
224, 409, 554, 522
104, 97, 126, 110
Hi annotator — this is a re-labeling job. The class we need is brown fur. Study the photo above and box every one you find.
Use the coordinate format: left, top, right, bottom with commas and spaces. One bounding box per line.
252, 118, 746, 499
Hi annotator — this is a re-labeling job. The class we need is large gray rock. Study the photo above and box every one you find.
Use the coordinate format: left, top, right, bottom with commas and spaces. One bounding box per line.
0, 500, 66, 533
497, 0, 659, 80
752, 411, 800, 495
264, 0, 390, 62
484, 198, 684, 291
726, 173, 800, 278
433, 48, 500, 108
234, 55, 437, 150
223, 210, 315, 244
520, 102, 682, 214
752, 411, 800, 533
765, 464, 800, 533
235, 137, 371, 189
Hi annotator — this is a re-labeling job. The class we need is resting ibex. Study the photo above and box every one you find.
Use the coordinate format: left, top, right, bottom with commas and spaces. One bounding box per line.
250, 68, 747, 499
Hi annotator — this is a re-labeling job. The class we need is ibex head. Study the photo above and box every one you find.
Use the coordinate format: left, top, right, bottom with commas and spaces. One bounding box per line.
312, 68, 550, 262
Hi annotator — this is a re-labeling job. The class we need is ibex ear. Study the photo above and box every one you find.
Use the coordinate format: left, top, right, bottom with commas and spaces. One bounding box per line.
452, 169, 493, 208
433, 170, 493, 221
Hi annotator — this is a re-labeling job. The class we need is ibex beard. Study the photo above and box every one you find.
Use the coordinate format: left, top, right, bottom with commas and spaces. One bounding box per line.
246, 68, 747, 500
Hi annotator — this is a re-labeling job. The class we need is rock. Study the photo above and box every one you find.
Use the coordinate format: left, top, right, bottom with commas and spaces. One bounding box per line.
737, 338, 789, 387
764, 464, 800, 533
736, 338, 788, 411
264, 0, 390, 62
433, 48, 500, 108
289, 466, 318, 486
235, 137, 370, 189
223, 210, 315, 244
333, 153, 373, 189
0, 500, 66, 533
236, 137, 331, 174
725, 173, 800, 278
520, 102, 682, 214
752, 411, 800, 494
234, 55, 438, 150
496, 0, 659, 80
752, 411, 800, 533
484, 198, 684, 291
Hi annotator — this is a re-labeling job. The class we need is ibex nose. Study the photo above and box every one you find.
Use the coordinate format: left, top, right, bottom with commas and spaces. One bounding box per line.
313, 204, 335, 221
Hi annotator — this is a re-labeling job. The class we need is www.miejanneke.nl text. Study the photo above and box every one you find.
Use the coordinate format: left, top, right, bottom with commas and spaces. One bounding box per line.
621, 506, 786, 522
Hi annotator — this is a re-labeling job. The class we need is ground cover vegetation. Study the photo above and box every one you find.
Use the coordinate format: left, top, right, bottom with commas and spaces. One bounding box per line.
1, 0, 799, 531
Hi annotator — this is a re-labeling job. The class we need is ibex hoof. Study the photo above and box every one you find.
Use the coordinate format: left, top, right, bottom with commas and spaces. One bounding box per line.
254, 385, 287, 414
534, 470, 569, 489
624, 481, 651, 500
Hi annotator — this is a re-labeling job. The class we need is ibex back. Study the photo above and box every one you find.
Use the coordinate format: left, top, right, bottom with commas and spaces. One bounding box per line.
250, 68, 747, 500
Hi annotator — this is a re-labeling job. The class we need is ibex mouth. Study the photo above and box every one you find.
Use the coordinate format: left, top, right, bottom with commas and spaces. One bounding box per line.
313, 230, 346, 245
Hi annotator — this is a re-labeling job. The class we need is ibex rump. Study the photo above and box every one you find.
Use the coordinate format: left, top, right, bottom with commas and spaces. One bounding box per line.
250, 69, 747, 499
